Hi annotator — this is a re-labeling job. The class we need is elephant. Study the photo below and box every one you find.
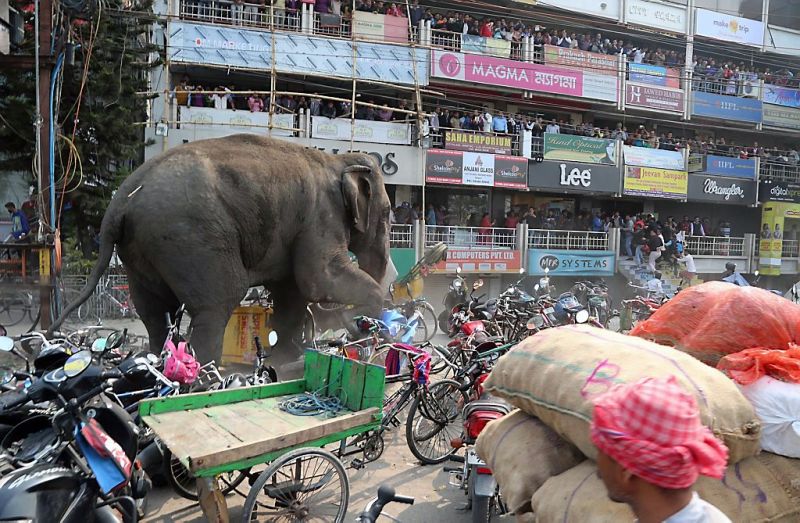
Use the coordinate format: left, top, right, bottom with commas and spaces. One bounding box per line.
50, 134, 392, 364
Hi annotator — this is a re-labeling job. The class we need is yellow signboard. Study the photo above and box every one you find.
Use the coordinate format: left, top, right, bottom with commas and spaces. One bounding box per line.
623, 166, 688, 199
759, 204, 783, 275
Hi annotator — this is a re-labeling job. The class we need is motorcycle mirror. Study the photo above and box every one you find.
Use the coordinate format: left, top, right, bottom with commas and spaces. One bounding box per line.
63, 351, 92, 378
91, 338, 108, 353
268, 330, 279, 347
456, 266, 462, 275
473, 279, 484, 290
0, 336, 14, 352
575, 309, 590, 324
107, 330, 125, 350
534, 284, 540, 291
0, 366, 13, 385
145, 353, 159, 365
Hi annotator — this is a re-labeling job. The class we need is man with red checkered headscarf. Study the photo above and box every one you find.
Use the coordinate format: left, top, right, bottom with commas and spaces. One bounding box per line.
590, 376, 731, 523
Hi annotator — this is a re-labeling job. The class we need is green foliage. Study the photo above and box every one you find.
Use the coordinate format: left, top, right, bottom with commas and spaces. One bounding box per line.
61, 234, 95, 274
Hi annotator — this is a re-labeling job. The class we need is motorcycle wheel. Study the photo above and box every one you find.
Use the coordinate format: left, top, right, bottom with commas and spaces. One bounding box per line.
437, 310, 450, 334
163, 448, 247, 501
472, 494, 492, 523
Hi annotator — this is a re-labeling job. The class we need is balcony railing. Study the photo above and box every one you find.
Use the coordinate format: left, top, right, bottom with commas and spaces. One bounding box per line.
179, 0, 300, 30
685, 236, 744, 257
783, 240, 799, 258
691, 76, 760, 98
527, 229, 609, 251
760, 161, 800, 183
390, 224, 413, 248
313, 13, 351, 38
425, 226, 516, 250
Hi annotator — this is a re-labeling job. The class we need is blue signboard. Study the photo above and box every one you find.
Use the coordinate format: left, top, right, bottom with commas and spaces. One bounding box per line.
168, 21, 429, 86
705, 155, 757, 180
528, 249, 616, 276
763, 85, 800, 109
628, 63, 679, 88
691, 91, 762, 123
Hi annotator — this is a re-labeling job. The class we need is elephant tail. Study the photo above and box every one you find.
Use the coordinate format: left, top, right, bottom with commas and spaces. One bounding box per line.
48, 206, 125, 335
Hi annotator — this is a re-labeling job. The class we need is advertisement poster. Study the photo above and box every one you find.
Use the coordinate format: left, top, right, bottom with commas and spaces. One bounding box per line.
704, 155, 757, 179
543, 134, 617, 165
625, 83, 684, 113
687, 175, 757, 205
695, 8, 764, 47
628, 63, 681, 89
623, 145, 684, 171
425, 150, 527, 189
691, 91, 762, 123
625, 0, 687, 34
543, 45, 618, 75
311, 116, 411, 145
462, 34, 511, 58
527, 249, 616, 276
759, 205, 783, 276
759, 181, 800, 204
444, 130, 512, 154
352, 11, 408, 43
528, 161, 621, 194
434, 249, 521, 273
763, 104, 800, 130
762, 85, 800, 110
623, 166, 688, 199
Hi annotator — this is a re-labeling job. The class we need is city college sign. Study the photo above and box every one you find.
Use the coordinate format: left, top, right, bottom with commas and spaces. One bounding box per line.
529, 161, 621, 194
687, 174, 756, 205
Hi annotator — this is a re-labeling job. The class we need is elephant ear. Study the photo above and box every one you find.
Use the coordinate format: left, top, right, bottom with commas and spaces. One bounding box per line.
341, 164, 374, 234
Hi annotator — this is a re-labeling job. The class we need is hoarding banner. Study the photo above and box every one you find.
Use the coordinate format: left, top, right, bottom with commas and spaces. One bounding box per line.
759, 181, 800, 204
624, 0, 687, 34
527, 249, 615, 276
543, 133, 617, 165
762, 85, 800, 109
462, 34, 511, 58
625, 83, 684, 113
528, 161, 621, 194
628, 63, 681, 89
425, 150, 527, 188
352, 11, 408, 44
444, 130, 512, 154
623, 166, 688, 199
763, 104, 800, 130
623, 145, 684, 171
430, 50, 618, 102
311, 116, 411, 145
691, 91, 762, 123
687, 174, 757, 205
759, 204, 783, 275
543, 45, 617, 75
434, 249, 522, 273
704, 155, 757, 179
695, 8, 764, 47
179, 107, 294, 136
688, 153, 705, 173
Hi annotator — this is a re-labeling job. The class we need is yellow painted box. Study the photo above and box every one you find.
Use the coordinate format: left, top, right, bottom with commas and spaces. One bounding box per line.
222, 306, 272, 365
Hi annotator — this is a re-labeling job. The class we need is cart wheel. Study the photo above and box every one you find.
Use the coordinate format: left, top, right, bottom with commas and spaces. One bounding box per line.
362, 434, 385, 463
163, 448, 247, 501
241, 448, 349, 523
406, 379, 468, 465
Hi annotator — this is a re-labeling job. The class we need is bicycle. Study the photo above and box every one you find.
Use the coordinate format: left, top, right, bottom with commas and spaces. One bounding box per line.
76, 276, 138, 321
0, 289, 35, 327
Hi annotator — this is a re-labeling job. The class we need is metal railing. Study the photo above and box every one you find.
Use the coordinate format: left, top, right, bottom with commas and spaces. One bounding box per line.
685, 236, 744, 257
430, 29, 461, 52
389, 224, 413, 248
783, 240, 799, 258
428, 127, 521, 154
527, 229, 609, 251
691, 75, 760, 98
312, 13, 352, 38
178, 0, 301, 30
760, 161, 800, 183
425, 226, 516, 250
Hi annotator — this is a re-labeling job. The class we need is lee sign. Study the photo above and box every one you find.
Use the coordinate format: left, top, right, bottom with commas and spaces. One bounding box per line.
528, 161, 621, 194
434, 249, 522, 273
527, 249, 615, 276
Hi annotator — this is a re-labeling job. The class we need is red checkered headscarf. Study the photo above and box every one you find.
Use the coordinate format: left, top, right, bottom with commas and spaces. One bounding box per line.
590, 376, 728, 489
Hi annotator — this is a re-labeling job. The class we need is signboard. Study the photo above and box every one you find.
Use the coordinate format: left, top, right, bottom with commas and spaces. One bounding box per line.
528, 161, 621, 194
762, 85, 800, 109
759, 204, 783, 276
704, 155, 757, 180
623, 145, 684, 171
625, 83, 684, 113
763, 104, 800, 130
688, 153, 705, 173
623, 166, 688, 199
687, 175, 757, 205
444, 130, 512, 154
543, 45, 617, 75
168, 22, 428, 86
527, 249, 615, 276
462, 34, 511, 58
311, 116, 411, 145
434, 249, 521, 273
425, 150, 528, 189
179, 107, 294, 136
528, 0, 619, 20
352, 11, 408, 44
624, 0, 687, 34
543, 134, 617, 165
628, 63, 681, 89
691, 91, 762, 123
695, 8, 764, 47
759, 181, 800, 204
430, 50, 618, 102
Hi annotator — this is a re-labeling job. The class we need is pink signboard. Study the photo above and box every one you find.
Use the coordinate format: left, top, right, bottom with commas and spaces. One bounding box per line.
431, 50, 583, 97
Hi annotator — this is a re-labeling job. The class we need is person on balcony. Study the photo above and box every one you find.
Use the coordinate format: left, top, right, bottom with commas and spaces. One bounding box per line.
480, 107, 492, 133
426, 204, 437, 226
314, 0, 329, 14
492, 112, 508, 134
231, 0, 244, 25
621, 214, 634, 259
271, 0, 286, 27
689, 217, 705, 237
545, 119, 560, 134
286, 0, 299, 28
248, 93, 265, 112
409, 0, 424, 26
386, 2, 403, 16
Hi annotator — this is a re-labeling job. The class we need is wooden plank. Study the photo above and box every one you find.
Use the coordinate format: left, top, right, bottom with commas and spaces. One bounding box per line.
341, 360, 366, 411
327, 355, 345, 402
139, 379, 306, 416
145, 410, 242, 464
304, 350, 331, 393
202, 404, 276, 444
361, 362, 386, 411
189, 407, 380, 473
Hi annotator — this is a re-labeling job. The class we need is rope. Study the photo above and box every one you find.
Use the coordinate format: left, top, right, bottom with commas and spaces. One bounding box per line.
279, 390, 345, 418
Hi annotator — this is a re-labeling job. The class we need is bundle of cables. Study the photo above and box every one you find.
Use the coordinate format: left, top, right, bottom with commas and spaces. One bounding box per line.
279, 391, 345, 418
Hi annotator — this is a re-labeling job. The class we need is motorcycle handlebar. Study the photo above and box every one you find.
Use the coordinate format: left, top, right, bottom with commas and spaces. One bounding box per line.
358, 485, 414, 523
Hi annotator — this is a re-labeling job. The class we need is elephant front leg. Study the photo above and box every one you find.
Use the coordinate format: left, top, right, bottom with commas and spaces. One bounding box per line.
270, 282, 314, 379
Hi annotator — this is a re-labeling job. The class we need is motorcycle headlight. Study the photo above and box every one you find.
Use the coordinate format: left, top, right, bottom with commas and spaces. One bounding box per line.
538, 278, 549, 288
576, 309, 590, 324
453, 280, 463, 290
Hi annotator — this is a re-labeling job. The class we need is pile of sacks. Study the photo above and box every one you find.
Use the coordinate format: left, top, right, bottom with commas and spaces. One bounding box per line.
476, 323, 800, 522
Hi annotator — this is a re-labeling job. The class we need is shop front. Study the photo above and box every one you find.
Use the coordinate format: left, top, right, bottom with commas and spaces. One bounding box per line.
758, 181, 800, 275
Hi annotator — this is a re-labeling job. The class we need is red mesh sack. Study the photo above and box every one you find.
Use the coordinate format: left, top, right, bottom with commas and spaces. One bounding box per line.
717, 345, 800, 385
630, 281, 800, 365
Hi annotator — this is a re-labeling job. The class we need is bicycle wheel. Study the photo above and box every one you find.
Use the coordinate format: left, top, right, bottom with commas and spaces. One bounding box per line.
405, 379, 468, 465
429, 345, 456, 378
411, 315, 429, 344
163, 448, 247, 501
241, 448, 349, 523
416, 301, 437, 341
0, 294, 28, 326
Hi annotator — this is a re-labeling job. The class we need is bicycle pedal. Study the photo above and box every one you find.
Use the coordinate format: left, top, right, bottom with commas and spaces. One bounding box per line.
448, 471, 463, 487
350, 458, 365, 470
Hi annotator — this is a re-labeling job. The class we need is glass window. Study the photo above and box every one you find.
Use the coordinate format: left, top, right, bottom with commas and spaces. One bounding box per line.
769, 0, 800, 31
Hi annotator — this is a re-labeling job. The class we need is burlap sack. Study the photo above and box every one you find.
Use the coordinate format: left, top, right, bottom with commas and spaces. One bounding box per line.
474, 410, 585, 514
483, 325, 761, 463
531, 454, 800, 523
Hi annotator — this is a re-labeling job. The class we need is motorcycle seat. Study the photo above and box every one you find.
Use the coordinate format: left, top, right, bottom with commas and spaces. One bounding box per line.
463, 398, 512, 418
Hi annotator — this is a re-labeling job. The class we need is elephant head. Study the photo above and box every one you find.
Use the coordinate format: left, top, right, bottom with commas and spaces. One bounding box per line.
339, 155, 391, 286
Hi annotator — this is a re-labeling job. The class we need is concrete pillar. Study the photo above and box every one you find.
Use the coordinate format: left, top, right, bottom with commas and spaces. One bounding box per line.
744, 233, 756, 273
517, 223, 529, 273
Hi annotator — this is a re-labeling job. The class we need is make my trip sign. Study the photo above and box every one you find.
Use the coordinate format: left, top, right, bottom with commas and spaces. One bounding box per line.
425, 149, 528, 189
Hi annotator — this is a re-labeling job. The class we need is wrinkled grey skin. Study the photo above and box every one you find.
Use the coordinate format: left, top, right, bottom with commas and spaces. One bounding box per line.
50, 135, 391, 363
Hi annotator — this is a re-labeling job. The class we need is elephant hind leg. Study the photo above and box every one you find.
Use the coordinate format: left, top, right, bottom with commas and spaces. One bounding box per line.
185, 304, 240, 365
126, 277, 180, 354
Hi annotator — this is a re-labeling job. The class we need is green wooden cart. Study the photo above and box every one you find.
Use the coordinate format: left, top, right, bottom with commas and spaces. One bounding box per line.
139, 350, 385, 522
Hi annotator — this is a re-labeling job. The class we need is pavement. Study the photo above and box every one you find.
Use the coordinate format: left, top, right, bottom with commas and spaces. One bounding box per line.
4, 318, 509, 523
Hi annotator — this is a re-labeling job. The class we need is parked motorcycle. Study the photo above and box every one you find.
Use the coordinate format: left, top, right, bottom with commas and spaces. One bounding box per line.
572, 280, 611, 327
439, 267, 469, 333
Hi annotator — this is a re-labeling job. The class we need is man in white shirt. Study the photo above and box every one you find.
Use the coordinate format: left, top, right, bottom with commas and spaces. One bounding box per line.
675, 247, 696, 286
481, 107, 493, 133
545, 119, 560, 134
646, 270, 664, 296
